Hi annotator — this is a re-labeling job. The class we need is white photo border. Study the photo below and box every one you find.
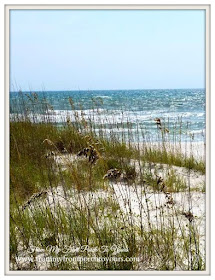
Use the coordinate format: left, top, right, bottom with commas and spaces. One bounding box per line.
4, 4, 211, 276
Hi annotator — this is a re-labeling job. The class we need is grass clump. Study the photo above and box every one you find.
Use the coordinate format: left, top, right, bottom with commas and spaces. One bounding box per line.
142, 146, 205, 174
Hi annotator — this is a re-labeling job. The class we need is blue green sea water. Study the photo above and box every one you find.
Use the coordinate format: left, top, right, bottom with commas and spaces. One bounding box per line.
10, 88, 205, 142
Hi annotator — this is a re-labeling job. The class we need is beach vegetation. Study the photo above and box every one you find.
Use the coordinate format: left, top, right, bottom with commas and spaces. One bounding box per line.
9, 91, 206, 271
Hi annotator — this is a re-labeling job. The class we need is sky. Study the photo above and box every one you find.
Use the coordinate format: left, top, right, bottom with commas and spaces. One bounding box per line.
10, 9, 205, 91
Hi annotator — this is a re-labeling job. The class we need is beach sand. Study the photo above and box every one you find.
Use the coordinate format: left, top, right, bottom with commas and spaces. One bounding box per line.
131, 141, 205, 160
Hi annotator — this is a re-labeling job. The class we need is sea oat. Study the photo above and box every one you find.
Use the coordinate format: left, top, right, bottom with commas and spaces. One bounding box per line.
182, 211, 194, 222
42, 139, 54, 146
22, 191, 48, 210
154, 118, 162, 127
103, 168, 122, 181
77, 145, 99, 164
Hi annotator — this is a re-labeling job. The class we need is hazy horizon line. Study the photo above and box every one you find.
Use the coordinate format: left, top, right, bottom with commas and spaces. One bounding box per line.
10, 87, 206, 93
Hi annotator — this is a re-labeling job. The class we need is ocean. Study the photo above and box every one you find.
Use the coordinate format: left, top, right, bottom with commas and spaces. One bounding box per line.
10, 89, 206, 142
